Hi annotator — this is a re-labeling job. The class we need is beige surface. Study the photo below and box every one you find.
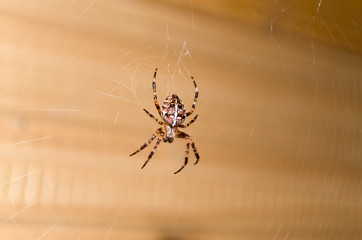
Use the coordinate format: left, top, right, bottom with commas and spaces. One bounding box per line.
0, 0, 361, 239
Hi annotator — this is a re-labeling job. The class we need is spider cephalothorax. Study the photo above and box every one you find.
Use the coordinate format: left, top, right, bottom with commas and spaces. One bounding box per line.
129, 68, 200, 174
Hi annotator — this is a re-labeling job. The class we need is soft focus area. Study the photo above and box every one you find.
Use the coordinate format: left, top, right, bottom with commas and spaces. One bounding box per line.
0, 0, 361, 239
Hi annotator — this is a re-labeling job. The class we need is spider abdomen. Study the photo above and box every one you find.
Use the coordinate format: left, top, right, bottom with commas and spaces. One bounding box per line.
161, 94, 186, 127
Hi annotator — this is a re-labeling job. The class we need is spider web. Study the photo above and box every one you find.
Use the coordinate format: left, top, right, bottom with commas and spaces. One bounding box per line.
0, 0, 361, 239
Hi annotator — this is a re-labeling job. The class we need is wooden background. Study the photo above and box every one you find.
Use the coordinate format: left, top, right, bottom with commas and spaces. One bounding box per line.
0, 0, 361, 239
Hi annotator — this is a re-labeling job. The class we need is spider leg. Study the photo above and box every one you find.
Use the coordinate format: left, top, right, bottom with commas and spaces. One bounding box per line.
129, 128, 162, 156
142, 136, 162, 169
152, 68, 162, 117
174, 142, 189, 174
174, 131, 200, 174
186, 76, 199, 117
179, 114, 198, 128
191, 142, 200, 165
143, 109, 163, 125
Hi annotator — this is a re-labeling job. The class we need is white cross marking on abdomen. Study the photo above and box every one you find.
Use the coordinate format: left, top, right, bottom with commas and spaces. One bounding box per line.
173, 104, 178, 126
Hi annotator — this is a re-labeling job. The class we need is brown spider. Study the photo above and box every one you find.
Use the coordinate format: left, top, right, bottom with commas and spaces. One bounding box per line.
130, 68, 200, 174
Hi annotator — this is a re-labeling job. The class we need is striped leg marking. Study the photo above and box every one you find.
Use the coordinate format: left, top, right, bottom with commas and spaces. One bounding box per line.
141, 136, 162, 169
186, 76, 199, 117
174, 142, 190, 174
175, 131, 200, 174
152, 68, 162, 116
191, 142, 200, 165
129, 128, 162, 156
143, 108, 163, 125
179, 114, 198, 128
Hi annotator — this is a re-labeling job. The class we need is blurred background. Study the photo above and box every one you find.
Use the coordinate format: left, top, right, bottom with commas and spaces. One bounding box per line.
0, 0, 361, 239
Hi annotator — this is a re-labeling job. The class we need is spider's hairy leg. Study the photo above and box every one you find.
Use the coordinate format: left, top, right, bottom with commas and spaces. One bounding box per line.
129, 128, 162, 157
142, 136, 162, 169
186, 76, 199, 117
152, 68, 162, 116
174, 131, 200, 174
179, 114, 198, 128
143, 109, 163, 125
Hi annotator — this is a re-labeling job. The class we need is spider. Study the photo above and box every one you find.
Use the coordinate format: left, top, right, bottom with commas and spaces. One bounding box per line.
130, 68, 200, 174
